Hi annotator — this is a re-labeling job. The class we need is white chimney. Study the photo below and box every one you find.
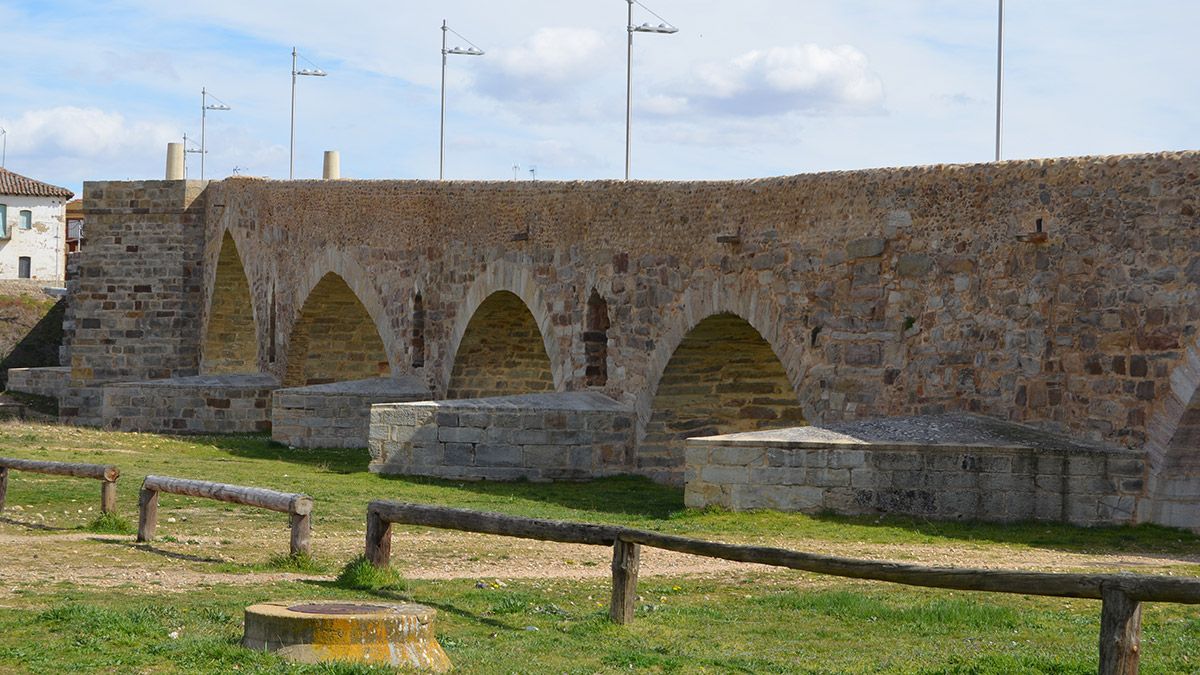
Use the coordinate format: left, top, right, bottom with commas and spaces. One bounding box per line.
323, 150, 340, 180
165, 143, 184, 180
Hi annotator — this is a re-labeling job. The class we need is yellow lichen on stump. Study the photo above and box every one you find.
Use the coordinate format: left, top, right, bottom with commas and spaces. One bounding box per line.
242, 602, 452, 671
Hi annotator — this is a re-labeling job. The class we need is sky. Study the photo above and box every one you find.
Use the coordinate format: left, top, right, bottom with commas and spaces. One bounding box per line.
0, 1, 1196, 195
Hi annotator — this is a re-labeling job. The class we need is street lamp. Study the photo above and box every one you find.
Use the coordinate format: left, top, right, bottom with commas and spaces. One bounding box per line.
290, 47, 327, 180
201, 87, 231, 181
626, 0, 678, 181
183, 133, 203, 178
994, 0, 1004, 162
440, 20, 484, 181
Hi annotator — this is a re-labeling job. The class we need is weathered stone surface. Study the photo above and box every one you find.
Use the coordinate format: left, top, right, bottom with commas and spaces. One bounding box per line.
56, 152, 1200, 527
369, 392, 634, 481
685, 414, 1147, 526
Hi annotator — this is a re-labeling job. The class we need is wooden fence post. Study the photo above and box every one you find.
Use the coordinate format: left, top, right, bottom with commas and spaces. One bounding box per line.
100, 480, 117, 514
137, 488, 159, 542
0, 467, 8, 513
1099, 585, 1142, 675
366, 507, 392, 568
609, 538, 641, 625
290, 511, 311, 557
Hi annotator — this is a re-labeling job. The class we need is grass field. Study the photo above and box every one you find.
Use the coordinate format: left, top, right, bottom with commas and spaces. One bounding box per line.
0, 421, 1198, 673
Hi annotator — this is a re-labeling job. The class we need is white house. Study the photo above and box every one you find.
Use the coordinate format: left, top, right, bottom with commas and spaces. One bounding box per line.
0, 168, 73, 281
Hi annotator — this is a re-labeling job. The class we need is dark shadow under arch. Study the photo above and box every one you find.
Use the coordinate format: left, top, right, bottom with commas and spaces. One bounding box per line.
284, 272, 390, 387
447, 290, 555, 399
202, 232, 258, 374
640, 312, 806, 484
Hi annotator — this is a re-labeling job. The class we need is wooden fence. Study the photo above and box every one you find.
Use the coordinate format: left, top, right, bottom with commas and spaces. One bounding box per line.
366, 500, 1200, 675
138, 475, 313, 557
0, 457, 120, 514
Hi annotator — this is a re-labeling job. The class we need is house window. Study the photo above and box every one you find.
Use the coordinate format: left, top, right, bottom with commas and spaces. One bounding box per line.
18, 210, 31, 230
0, 204, 7, 238
18, 257, 30, 279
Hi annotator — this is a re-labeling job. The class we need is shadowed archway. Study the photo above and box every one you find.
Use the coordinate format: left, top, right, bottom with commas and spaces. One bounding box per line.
284, 272, 390, 387
446, 290, 555, 399
201, 232, 258, 374
640, 312, 805, 483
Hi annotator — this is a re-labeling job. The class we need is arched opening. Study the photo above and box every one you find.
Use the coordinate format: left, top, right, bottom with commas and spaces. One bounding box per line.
447, 290, 554, 399
641, 312, 805, 482
284, 272, 390, 387
201, 232, 258, 374
584, 289, 609, 387
411, 293, 426, 369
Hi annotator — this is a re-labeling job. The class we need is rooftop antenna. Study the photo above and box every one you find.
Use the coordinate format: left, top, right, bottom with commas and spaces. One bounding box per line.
512, 164, 521, 180
0, 127, 6, 168
528, 165, 537, 181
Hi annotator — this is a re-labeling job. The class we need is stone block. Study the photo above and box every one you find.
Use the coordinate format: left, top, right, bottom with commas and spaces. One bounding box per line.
711, 445, 766, 466
444, 443, 474, 466
700, 465, 750, 485
475, 444, 522, 467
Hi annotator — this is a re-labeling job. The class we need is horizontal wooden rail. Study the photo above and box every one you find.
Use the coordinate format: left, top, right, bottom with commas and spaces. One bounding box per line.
367, 501, 1200, 675
138, 475, 313, 557
0, 457, 120, 514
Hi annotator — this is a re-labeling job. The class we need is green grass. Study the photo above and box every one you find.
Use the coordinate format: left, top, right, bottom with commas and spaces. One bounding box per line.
334, 555, 406, 591
84, 510, 134, 535
0, 421, 1199, 673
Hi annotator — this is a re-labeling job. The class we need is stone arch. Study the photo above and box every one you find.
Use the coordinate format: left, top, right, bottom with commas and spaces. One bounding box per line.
288, 249, 397, 376
1144, 342, 1200, 525
442, 260, 564, 394
284, 272, 391, 387
584, 289, 610, 387
637, 280, 808, 429
446, 291, 556, 399
201, 231, 259, 374
639, 312, 807, 483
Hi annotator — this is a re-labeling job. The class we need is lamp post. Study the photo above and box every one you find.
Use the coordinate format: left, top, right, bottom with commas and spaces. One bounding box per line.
183, 133, 203, 178
440, 20, 484, 181
201, 88, 231, 181
625, 0, 677, 181
290, 47, 327, 180
994, 0, 1004, 162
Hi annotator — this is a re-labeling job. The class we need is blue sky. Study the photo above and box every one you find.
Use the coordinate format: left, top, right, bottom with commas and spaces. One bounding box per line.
1, 1, 1196, 195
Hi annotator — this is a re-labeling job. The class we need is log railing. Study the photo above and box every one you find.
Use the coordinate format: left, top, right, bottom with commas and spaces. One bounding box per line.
0, 457, 120, 514
366, 500, 1200, 675
138, 476, 313, 557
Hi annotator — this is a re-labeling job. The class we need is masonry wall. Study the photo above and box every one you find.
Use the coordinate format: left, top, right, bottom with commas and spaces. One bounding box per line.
684, 438, 1146, 526
101, 374, 275, 434
6, 366, 69, 398
283, 273, 390, 387
64, 181, 206, 423
370, 392, 634, 480
446, 290, 555, 399
641, 313, 807, 483
201, 232, 258, 374
66, 153, 1200, 526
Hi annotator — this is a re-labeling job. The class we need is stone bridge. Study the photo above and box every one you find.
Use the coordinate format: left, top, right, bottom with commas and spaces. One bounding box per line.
26, 151, 1200, 528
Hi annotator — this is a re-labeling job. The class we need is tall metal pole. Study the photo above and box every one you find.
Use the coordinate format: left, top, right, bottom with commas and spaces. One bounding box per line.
995, 0, 1004, 162
201, 88, 208, 181
290, 47, 298, 180
440, 20, 448, 181
625, 0, 634, 181
0, 128, 6, 169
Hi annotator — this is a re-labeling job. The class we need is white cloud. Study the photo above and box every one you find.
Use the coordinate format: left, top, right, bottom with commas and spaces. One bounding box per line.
682, 44, 885, 117
477, 28, 609, 101
1, 107, 178, 159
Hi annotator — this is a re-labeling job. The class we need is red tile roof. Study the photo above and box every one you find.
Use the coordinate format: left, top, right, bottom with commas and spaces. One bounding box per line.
0, 168, 74, 199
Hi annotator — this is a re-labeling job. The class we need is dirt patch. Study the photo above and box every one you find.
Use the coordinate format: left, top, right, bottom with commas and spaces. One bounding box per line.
2, 525, 1197, 594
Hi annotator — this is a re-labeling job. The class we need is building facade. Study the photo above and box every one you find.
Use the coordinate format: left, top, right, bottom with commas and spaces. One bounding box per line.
0, 168, 73, 281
